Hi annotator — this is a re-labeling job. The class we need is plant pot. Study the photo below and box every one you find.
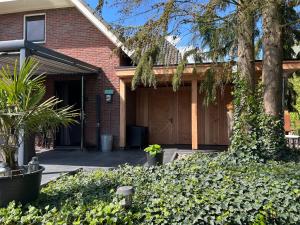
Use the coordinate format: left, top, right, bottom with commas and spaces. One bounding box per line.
0, 166, 45, 207
147, 152, 163, 166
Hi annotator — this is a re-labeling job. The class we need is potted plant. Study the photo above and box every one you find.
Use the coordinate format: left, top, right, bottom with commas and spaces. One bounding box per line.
144, 144, 164, 166
0, 59, 77, 207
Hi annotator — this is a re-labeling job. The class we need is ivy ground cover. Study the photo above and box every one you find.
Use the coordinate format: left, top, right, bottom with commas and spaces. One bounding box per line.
0, 153, 300, 225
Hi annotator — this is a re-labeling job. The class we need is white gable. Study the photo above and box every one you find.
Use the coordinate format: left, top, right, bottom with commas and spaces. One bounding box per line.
0, 0, 73, 14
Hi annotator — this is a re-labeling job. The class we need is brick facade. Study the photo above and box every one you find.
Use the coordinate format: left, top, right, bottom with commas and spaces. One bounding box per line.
0, 7, 129, 148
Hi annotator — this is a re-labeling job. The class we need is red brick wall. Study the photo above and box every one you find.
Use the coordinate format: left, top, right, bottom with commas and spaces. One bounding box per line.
0, 7, 125, 147
284, 111, 292, 133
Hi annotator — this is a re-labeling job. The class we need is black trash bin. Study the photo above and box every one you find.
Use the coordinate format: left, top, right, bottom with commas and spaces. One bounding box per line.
126, 126, 148, 149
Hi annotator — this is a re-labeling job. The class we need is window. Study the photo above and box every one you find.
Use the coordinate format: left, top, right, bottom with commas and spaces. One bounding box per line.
25, 14, 45, 43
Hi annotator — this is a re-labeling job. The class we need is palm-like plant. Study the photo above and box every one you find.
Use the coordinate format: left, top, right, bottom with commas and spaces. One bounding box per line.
0, 58, 78, 169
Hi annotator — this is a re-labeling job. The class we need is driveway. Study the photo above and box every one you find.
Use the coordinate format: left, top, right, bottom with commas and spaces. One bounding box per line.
38, 146, 225, 185
38, 149, 147, 185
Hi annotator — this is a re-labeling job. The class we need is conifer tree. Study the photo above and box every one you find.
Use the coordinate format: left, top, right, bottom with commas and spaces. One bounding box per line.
97, 0, 299, 157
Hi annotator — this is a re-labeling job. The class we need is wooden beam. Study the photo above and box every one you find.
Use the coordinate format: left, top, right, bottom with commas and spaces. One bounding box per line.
119, 79, 126, 148
120, 74, 203, 83
191, 77, 198, 150
116, 65, 212, 78
256, 60, 300, 72
116, 60, 300, 79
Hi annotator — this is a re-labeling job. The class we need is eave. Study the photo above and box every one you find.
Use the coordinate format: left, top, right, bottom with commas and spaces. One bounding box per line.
116, 60, 300, 82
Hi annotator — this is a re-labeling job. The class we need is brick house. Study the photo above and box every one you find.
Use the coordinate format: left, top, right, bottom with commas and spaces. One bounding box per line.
0, 0, 139, 152
0, 0, 300, 156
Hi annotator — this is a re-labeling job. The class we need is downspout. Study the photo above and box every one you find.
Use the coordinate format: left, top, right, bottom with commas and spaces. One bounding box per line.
80, 75, 85, 151
96, 94, 101, 151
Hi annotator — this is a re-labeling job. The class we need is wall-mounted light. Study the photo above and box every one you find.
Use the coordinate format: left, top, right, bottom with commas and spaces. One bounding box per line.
104, 89, 114, 103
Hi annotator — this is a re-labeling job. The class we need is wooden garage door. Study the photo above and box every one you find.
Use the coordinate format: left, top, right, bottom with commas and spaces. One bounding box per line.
198, 87, 232, 145
177, 88, 191, 144
148, 88, 176, 144
136, 86, 232, 146
136, 87, 191, 145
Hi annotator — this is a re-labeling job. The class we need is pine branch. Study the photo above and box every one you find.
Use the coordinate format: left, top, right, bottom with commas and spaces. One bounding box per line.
281, 18, 300, 27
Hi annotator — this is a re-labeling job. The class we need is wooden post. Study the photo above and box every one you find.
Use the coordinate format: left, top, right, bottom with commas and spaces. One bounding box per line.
191, 77, 198, 150
120, 79, 126, 148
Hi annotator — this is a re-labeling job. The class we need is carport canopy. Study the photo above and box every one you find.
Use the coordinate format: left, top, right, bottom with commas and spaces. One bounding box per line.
116, 59, 300, 150
0, 40, 101, 165
0, 40, 101, 75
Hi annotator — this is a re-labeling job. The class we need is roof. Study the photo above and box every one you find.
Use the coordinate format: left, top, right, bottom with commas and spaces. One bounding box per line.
154, 39, 182, 65
0, 40, 101, 75
0, 0, 73, 14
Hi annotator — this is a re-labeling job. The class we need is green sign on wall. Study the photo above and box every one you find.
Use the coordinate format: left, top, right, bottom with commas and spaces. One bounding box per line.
104, 89, 114, 95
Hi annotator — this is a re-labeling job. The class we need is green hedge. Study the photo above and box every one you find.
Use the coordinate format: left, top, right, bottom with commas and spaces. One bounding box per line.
1, 153, 300, 225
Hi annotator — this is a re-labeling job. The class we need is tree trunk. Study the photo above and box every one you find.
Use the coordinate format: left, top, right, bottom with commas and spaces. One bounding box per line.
229, 1, 257, 154
262, 0, 283, 116
237, 1, 256, 91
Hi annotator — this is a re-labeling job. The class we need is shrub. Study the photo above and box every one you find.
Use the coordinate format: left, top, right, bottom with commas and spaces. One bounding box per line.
144, 144, 163, 156
0, 153, 300, 224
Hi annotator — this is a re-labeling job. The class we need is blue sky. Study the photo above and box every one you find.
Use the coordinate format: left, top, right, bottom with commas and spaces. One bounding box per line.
86, 0, 116, 22
86, 0, 149, 25
86, 0, 299, 32
85, 0, 200, 50
86, 0, 161, 25
85, 0, 190, 47
85, 0, 299, 61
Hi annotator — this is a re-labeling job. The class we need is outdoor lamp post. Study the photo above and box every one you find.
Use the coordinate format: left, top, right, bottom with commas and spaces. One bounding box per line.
116, 186, 134, 208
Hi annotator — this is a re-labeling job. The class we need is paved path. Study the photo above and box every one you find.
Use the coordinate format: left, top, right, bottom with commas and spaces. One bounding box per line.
38, 149, 147, 185
38, 147, 225, 185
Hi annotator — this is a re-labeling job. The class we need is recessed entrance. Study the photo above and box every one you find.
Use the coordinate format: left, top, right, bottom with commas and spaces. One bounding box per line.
127, 86, 192, 146
55, 80, 82, 147
125, 85, 232, 147
147, 87, 191, 144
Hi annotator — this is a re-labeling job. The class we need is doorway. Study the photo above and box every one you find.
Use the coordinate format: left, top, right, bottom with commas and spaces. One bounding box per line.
135, 87, 192, 145
55, 80, 82, 147
148, 88, 176, 144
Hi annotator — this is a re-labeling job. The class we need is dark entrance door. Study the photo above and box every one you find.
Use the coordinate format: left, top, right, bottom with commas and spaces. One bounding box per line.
55, 80, 81, 146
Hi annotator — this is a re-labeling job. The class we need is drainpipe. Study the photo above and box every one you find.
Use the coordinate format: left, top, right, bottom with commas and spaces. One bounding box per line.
80, 75, 85, 151
96, 94, 101, 151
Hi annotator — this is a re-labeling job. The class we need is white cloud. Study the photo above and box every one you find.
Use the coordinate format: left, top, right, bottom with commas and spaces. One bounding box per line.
177, 46, 212, 64
177, 46, 195, 63
165, 35, 181, 46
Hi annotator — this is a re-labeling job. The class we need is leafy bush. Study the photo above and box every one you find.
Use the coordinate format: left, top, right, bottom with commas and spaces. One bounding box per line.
144, 144, 163, 157
0, 153, 300, 224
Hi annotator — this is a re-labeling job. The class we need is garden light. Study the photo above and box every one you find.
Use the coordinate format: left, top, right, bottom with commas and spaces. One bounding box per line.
116, 186, 134, 208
